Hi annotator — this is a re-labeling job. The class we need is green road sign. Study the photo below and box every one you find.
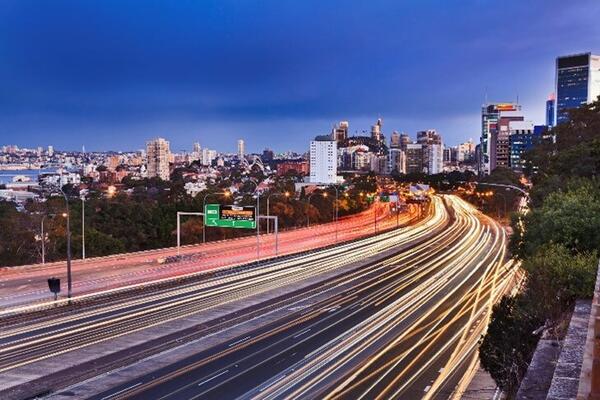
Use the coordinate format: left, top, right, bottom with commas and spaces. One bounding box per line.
204, 204, 256, 229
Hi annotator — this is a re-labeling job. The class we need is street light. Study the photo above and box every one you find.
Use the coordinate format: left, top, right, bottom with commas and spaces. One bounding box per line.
58, 186, 73, 299
202, 191, 231, 243
242, 178, 262, 264
80, 194, 86, 261
266, 191, 290, 234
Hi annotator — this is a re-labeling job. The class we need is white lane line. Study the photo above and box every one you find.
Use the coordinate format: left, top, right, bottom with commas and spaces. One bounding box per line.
100, 382, 142, 400
424, 385, 431, 392
228, 336, 251, 347
293, 328, 311, 339
197, 369, 229, 387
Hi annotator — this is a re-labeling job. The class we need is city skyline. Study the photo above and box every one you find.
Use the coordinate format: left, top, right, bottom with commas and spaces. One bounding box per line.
1, 0, 599, 152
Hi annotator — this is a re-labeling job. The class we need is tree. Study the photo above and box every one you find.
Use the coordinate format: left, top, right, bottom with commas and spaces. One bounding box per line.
512, 179, 600, 258
523, 243, 597, 308
480, 293, 544, 396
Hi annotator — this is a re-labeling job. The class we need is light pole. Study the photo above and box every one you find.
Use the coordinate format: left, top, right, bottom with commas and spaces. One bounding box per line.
245, 179, 262, 264
81, 195, 86, 261
266, 191, 290, 234
202, 191, 231, 243
58, 186, 73, 299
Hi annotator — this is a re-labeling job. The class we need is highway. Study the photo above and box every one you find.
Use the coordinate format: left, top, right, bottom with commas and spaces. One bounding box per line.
0, 201, 412, 309
0, 195, 516, 399
85, 195, 516, 400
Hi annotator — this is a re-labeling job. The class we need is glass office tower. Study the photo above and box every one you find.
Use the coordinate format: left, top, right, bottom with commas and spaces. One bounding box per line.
555, 53, 600, 125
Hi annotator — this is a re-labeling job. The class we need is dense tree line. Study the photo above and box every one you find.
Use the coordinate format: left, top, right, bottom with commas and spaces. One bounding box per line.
479, 97, 600, 397
0, 173, 371, 267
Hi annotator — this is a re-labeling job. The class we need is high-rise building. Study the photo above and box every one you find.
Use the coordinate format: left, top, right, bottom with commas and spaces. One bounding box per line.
480, 103, 520, 175
201, 148, 217, 166
146, 138, 171, 180
332, 121, 349, 142
190, 142, 201, 162
237, 139, 245, 159
417, 129, 443, 174
457, 140, 476, 162
48, 145, 54, 157
390, 131, 401, 148
400, 133, 411, 151
405, 143, 424, 174
546, 94, 555, 127
509, 121, 539, 173
309, 135, 338, 184
493, 112, 524, 170
371, 118, 383, 142
388, 148, 406, 174
555, 53, 600, 125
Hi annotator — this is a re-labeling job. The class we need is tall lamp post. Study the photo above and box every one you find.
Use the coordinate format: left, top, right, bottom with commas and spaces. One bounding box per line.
202, 191, 231, 243
81, 194, 86, 261
58, 186, 73, 299
266, 191, 290, 234
244, 179, 262, 264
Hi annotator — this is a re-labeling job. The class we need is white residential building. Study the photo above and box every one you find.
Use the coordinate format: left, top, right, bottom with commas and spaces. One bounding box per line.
310, 135, 338, 184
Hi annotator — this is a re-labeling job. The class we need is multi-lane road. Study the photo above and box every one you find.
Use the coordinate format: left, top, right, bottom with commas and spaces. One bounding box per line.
0, 195, 517, 400
0, 201, 411, 309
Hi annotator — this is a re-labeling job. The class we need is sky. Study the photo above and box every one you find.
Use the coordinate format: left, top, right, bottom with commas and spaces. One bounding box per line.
0, 0, 599, 153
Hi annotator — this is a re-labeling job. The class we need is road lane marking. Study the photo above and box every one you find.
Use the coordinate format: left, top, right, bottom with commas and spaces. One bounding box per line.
197, 369, 229, 387
100, 382, 142, 400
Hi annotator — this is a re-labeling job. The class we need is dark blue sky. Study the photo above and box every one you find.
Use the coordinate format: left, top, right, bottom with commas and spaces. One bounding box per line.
1, 0, 599, 153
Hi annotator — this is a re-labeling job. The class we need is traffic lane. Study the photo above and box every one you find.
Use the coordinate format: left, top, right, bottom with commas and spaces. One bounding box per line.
252, 211, 496, 397
330, 235, 504, 399
91, 217, 466, 398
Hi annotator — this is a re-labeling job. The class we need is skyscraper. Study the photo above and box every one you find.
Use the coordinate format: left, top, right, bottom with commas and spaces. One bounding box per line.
480, 103, 520, 175
399, 133, 411, 151
508, 121, 537, 173
388, 148, 406, 174
390, 131, 401, 148
237, 139, 245, 159
309, 135, 338, 184
405, 143, 424, 174
146, 138, 171, 181
332, 121, 349, 142
493, 112, 524, 170
371, 118, 383, 143
546, 94, 555, 127
417, 129, 443, 175
555, 53, 600, 125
